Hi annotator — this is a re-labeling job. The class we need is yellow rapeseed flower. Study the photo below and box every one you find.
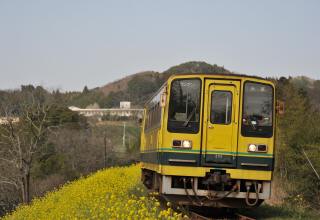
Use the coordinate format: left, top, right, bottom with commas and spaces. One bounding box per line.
3, 164, 182, 220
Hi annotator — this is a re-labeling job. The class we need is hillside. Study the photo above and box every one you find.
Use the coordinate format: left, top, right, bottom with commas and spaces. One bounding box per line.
99, 71, 160, 96
97, 61, 231, 106
99, 61, 231, 96
3, 165, 181, 220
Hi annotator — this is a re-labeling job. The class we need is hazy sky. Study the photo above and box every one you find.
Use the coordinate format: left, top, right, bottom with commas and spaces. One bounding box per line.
0, 0, 319, 91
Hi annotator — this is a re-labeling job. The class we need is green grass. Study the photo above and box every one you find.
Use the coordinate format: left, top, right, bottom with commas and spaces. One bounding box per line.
239, 204, 320, 219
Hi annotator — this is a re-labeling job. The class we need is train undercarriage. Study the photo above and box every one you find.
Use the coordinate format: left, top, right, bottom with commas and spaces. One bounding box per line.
142, 169, 271, 208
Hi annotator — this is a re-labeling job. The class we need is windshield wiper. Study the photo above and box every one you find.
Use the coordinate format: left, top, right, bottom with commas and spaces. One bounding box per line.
183, 100, 198, 127
182, 108, 196, 127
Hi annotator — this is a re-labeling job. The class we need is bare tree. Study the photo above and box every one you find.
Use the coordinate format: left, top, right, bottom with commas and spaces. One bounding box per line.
0, 102, 50, 204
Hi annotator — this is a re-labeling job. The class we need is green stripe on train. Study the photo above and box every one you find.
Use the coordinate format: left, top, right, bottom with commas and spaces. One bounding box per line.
141, 147, 274, 157
140, 151, 274, 171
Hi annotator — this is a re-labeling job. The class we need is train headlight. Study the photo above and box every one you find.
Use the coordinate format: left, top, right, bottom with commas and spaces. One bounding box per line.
172, 140, 192, 149
248, 144, 257, 152
248, 144, 268, 152
182, 140, 192, 149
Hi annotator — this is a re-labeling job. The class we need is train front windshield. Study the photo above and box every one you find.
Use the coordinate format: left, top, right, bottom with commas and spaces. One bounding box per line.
242, 82, 274, 138
168, 79, 201, 133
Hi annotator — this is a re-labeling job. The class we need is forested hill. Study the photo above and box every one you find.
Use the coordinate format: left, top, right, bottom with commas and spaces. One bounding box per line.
98, 61, 231, 107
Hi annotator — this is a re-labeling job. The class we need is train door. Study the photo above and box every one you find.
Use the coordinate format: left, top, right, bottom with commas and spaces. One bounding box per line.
202, 80, 240, 167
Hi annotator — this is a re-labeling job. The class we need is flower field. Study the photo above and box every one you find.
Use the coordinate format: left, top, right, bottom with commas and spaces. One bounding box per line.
3, 164, 183, 220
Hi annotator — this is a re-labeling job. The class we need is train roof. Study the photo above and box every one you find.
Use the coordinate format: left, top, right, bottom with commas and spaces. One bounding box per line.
169, 72, 269, 81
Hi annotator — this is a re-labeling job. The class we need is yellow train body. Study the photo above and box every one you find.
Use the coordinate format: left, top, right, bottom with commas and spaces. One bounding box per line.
140, 74, 275, 208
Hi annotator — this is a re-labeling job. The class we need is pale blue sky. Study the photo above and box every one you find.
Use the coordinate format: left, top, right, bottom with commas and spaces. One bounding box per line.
0, 0, 319, 91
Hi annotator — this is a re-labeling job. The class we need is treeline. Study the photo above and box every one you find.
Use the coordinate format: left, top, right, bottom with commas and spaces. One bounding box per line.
274, 77, 320, 210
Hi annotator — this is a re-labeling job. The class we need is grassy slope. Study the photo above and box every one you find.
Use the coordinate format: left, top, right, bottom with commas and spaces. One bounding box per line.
3, 165, 181, 220
240, 204, 320, 219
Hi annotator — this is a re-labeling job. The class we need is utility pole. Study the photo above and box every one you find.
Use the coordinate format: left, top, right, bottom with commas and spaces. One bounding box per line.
123, 122, 126, 150
104, 132, 107, 168
128, 135, 131, 152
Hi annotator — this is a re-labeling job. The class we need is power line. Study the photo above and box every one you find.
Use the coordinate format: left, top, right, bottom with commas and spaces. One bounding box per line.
302, 147, 320, 181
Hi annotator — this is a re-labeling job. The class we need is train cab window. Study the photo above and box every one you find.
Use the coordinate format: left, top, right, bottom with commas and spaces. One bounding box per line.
210, 91, 232, 124
168, 78, 201, 133
242, 82, 274, 138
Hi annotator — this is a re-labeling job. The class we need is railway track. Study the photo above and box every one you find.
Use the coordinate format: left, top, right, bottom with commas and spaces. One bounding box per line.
157, 194, 256, 220
189, 211, 256, 220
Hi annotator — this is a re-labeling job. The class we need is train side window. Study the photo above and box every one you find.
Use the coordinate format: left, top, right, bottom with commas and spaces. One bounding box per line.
145, 103, 161, 131
210, 91, 232, 124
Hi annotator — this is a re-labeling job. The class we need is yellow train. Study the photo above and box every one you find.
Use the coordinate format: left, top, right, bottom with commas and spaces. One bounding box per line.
140, 73, 275, 208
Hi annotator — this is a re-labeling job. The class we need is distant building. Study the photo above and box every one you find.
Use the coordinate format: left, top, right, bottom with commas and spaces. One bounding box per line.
120, 101, 131, 109
68, 101, 143, 119
0, 117, 20, 125
85, 102, 100, 109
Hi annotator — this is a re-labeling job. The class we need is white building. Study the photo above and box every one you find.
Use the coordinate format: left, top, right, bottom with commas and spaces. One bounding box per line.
68, 101, 143, 119
120, 101, 131, 109
0, 117, 20, 125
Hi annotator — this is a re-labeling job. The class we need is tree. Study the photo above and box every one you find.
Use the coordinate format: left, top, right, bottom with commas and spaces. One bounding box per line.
127, 76, 158, 105
82, 86, 89, 94
0, 102, 51, 204
275, 78, 320, 209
